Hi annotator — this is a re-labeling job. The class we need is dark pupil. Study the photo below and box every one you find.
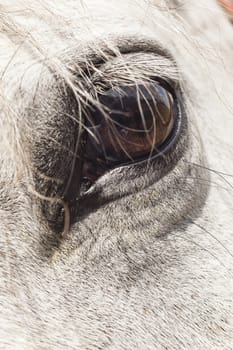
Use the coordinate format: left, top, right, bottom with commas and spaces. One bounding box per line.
83, 82, 174, 182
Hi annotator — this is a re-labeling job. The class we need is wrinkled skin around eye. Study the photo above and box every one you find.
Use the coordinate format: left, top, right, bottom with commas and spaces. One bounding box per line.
0, 1, 233, 350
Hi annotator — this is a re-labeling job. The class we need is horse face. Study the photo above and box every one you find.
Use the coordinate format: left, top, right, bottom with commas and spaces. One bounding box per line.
0, 1, 233, 348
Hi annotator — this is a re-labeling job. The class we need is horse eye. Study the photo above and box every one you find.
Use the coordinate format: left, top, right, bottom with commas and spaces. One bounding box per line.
82, 82, 176, 183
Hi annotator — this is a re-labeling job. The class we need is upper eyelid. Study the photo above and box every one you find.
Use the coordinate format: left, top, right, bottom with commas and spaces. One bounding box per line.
58, 34, 178, 77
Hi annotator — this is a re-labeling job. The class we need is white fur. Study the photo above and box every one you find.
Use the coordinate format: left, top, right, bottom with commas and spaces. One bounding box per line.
0, 1, 233, 349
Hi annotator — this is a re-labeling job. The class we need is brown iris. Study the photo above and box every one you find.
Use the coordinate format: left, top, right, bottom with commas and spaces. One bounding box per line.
82, 82, 175, 182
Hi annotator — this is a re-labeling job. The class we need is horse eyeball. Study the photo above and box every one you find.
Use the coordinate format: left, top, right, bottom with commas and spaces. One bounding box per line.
83, 82, 175, 182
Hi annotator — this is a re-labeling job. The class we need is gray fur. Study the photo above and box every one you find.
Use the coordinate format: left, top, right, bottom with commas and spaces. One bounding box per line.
0, 0, 233, 349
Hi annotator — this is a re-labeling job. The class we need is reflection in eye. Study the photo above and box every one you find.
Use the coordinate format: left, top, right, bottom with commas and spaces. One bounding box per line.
82, 82, 176, 183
